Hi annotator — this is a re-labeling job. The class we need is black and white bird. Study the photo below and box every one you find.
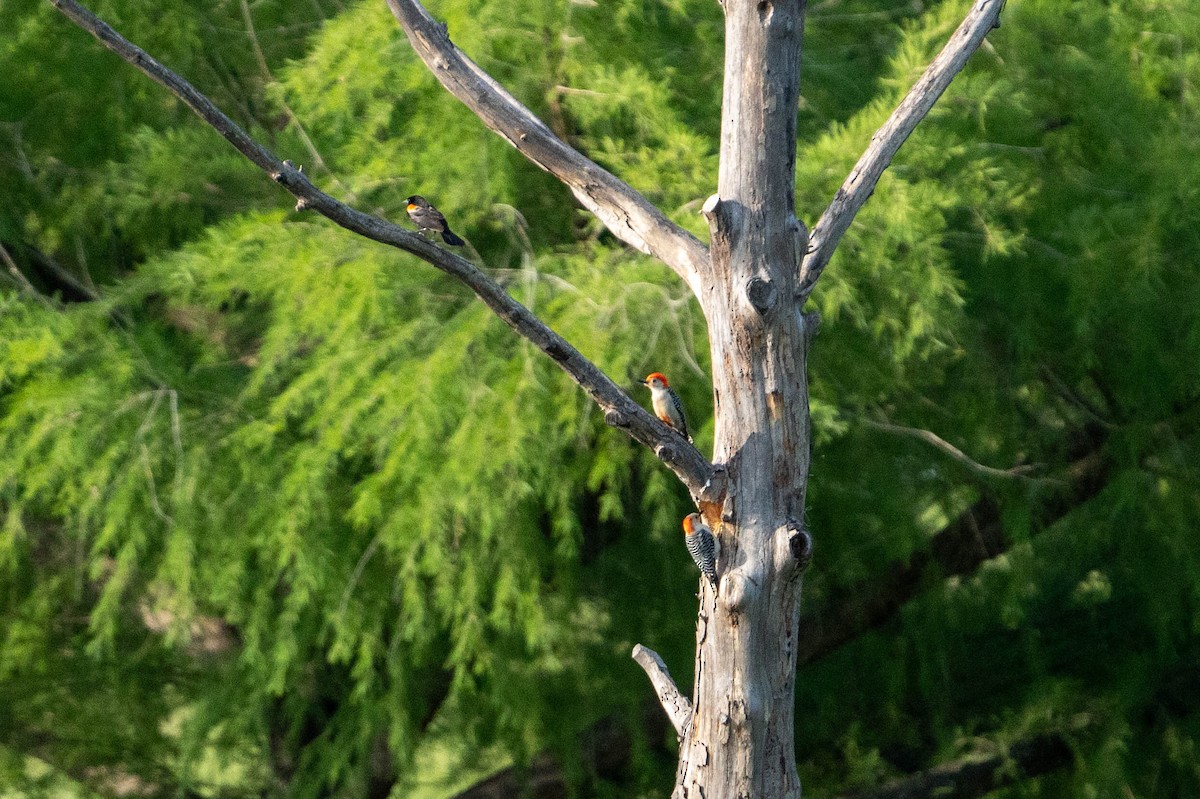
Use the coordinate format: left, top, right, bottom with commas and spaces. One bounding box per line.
682, 512, 718, 586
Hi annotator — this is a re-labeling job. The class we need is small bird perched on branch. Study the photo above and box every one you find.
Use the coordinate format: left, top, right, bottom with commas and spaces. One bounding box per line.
405, 195, 465, 246
682, 513, 718, 586
642, 372, 691, 443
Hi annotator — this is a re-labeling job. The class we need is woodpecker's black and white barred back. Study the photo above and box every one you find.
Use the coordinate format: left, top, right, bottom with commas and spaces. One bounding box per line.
682, 513, 718, 585
665, 388, 689, 440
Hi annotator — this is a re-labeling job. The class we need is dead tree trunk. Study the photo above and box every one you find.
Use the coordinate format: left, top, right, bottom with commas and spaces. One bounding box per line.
671, 1, 813, 797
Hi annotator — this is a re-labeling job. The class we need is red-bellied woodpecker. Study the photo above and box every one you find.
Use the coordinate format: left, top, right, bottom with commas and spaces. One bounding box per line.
642, 372, 692, 443
682, 513, 718, 585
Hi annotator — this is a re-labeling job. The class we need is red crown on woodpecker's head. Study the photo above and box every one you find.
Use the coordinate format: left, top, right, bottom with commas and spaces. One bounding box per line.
644, 372, 670, 387
682, 513, 701, 535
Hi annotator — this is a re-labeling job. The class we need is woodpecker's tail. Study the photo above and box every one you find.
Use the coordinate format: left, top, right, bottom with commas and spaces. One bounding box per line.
442, 229, 465, 246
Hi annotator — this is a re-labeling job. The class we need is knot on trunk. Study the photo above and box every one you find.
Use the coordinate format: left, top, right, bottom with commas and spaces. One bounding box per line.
701, 193, 724, 222
701, 194, 743, 259
722, 566, 763, 614
746, 276, 776, 316
655, 441, 679, 463
603, 408, 628, 428
788, 524, 813, 570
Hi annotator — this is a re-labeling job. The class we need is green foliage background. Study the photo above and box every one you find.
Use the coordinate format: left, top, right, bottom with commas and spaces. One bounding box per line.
2, 0, 1199, 796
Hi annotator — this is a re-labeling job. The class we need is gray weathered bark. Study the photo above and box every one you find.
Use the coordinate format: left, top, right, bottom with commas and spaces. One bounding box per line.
676, 1, 813, 795
632, 644, 694, 739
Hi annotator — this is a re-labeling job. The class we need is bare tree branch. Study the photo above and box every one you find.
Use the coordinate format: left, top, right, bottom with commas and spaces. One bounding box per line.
47, 0, 718, 501
383, 0, 711, 296
449, 430, 1114, 799
857, 416, 1045, 483
449, 712, 1074, 799
802, 398, 1198, 663
798, 0, 1005, 300
632, 644, 693, 739
839, 732, 1072, 799
1039, 365, 1117, 429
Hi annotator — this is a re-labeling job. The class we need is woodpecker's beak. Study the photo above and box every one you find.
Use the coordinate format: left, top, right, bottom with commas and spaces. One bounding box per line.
641, 380, 649, 386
